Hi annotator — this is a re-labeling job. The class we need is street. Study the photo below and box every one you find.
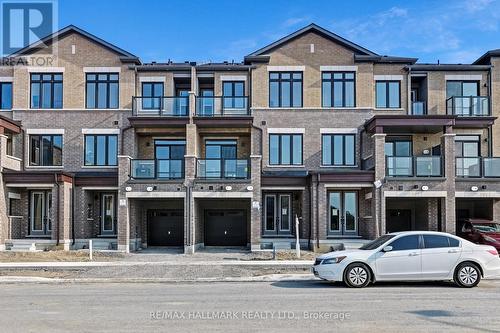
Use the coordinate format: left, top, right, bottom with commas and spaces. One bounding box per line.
1, 280, 499, 332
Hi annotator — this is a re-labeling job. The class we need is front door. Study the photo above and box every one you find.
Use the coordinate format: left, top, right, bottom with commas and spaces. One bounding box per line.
29, 191, 52, 236
328, 191, 357, 236
101, 193, 116, 236
376, 234, 422, 280
264, 194, 293, 236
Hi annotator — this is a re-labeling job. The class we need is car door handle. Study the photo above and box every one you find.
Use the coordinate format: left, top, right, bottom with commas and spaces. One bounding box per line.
409, 252, 419, 256
448, 249, 459, 253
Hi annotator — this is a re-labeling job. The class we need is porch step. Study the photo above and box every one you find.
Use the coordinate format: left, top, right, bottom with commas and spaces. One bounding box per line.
9, 242, 40, 252
85, 239, 117, 251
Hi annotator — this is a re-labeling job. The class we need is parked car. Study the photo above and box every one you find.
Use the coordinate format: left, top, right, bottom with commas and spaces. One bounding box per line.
459, 219, 500, 252
312, 231, 500, 288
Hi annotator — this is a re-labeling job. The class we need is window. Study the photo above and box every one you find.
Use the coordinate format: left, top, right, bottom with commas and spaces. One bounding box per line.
446, 81, 479, 98
388, 235, 420, 251
269, 72, 302, 107
141, 82, 163, 109
101, 193, 115, 235
423, 235, 460, 248
322, 72, 355, 107
455, 135, 480, 157
30, 135, 63, 166
385, 137, 412, 157
155, 140, 185, 179
376, 81, 400, 108
84, 135, 118, 166
322, 134, 355, 166
223, 81, 245, 109
30, 74, 63, 108
0, 82, 12, 109
269, 134, 302, 165
86, 73, 119, 109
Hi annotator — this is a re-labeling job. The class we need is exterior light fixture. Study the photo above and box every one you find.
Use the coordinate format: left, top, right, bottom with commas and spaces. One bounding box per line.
421, 185, 429, 191
125, 186, 132, 192
146, 186, 154, 192
247, 185, 254, 191
225, 186, 233, 191
471, 186, 479, 192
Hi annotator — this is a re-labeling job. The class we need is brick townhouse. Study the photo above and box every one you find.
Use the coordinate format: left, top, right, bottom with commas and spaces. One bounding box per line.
0, 23, 499, 252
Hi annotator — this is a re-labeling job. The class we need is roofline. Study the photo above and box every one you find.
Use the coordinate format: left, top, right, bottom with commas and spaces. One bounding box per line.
246, 23, 378, 58
354, 55, 418, 64
407, 64, 492, 71
12, 25, 141, 64
473, 50, 500, 65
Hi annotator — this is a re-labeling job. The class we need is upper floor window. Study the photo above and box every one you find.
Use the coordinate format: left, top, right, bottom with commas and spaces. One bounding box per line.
322, 134, 355, 166
446, 81, 479, 98
0, 82, 12, 109
141, 82, 164, 109
376, 81, 400, 108
322, 72, 355, 107
269, 134, 302, 165
30, 74, 63, 109
84, 135, 118, 166
269, 72, 302, 107
223, 81, 245, 109
86, 73, 119, 109
30, 134, 63, 166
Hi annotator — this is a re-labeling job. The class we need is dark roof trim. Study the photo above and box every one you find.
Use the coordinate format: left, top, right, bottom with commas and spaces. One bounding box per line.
473, 49, 500, 65
2, 171, 73, 184
132, 64, 193, 71
243, 55, 270, 63
13, 25, 140, 64
246, 23, 378, 59
407, 64, 491, 71
0, 115, 21, 134
355, 55, 417, 64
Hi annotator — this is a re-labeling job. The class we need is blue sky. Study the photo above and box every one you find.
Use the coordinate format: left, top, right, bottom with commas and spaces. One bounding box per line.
58, 0, 500, 64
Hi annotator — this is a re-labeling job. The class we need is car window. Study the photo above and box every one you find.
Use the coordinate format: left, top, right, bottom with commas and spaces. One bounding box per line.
388, 235, 420, 251
423, 235, 452, 249
360, 234, 395, 250
448, 237, 460, 247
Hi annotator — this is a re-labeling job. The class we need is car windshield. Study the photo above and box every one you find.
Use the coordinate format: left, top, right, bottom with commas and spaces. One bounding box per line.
359, 234, 395, 250
472, 223, 500, 233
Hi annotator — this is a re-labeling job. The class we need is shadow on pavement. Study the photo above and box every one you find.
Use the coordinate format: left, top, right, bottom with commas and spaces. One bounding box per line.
271, 280, 461, 289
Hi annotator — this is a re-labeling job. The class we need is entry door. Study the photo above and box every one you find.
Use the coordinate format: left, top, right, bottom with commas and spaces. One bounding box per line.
30, 191, 52, 236
205, 140, 237, 178
101, 193, 116, 236
328, 192, 357, 236
264, 194, 292, 236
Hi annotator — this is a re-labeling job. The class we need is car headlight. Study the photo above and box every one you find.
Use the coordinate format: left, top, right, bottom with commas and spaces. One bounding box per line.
483, 235, 499, 243
321, 256, 347, 265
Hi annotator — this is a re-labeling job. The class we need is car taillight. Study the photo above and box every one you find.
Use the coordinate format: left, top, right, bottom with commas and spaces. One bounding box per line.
487, 249, 499, 256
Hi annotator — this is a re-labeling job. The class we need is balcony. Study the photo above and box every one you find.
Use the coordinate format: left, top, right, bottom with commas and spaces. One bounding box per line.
456, 157, 500, 178
410, 101, 426, 115
446, 96, 490, 117
130, 159, 184, 179
195, 96, 249, 116
386, 156, 442, 177
132, 96, 189, 117
196, 159, 249, 179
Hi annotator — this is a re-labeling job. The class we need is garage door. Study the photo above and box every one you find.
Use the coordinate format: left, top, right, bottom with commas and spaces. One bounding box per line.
148, 210, 184, 246
205, 210, 247, 246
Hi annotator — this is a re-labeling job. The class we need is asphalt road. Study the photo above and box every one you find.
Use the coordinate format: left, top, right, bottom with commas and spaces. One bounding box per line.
1, 280, 499, 333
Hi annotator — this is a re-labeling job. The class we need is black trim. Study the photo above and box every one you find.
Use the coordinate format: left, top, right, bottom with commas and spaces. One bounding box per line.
85, 73, 119, 109
269, 134, 303, 165
141, 82, 164, 109
84, 134, 118, 166
29, 134, 63, 166
375, 80, 401, 108
269, 72, 303, 107
321, 72, 356, 107
0, 82, 13, 110
321, 134, 356, 166
30, 73, 63, 109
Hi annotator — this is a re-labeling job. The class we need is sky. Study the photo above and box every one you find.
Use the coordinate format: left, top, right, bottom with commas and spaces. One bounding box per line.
57, 0, 500, 64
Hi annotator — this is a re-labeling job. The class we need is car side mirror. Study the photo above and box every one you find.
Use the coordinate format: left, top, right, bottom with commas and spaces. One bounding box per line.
382, 246, 393, 252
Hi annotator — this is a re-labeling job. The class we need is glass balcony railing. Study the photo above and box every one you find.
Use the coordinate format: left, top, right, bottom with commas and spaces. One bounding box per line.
411, 101, 426, 115
196, 159, 249, 179
386, 156, 442, 177
195, 96, 250, 116
132, 96, 189, 116
456, 157, 500, 178
130, 159, 184, 179
446, 96, 490, 117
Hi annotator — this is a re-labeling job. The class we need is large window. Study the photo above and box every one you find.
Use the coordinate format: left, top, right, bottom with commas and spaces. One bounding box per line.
0, 82, 12, 109
30, 135, 63, 166
269, 72, 302, 107
269, 134, 302, 165
223, 81, 245, 109
84, 135, 118, 166
322, 134, 355, 166
30, 74, 63, 109
141, 82, 163, 109
322, 72, 355, 107
86, 73, 119, 109
446, 81, 479, 98
376, 81, 400, 108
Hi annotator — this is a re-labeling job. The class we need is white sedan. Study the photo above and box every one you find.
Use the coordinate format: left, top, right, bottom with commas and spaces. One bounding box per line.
312, 231, 500, 288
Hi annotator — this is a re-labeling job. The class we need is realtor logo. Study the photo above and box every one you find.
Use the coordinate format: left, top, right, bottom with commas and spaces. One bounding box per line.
1, 0, 57, 56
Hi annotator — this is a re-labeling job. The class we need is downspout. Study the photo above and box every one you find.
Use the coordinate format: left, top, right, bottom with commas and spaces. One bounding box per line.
54, 173, 60, 246
316, 173, 320, 249
307, 174, 312, 250
488, 66, 493, 156
71, 174, 75, 246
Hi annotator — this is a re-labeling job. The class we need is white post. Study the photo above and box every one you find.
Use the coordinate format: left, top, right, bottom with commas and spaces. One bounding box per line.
295, 215, 300, 259
89, 239, 93, 261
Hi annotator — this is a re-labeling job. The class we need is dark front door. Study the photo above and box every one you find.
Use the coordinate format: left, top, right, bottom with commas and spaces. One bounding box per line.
387, 209, 412, 233
148, 210, 184, 246
205, 210, 247, 246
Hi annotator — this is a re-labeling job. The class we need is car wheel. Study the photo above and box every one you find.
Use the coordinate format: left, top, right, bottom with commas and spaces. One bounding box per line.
454, 262, 481, 288
344, 263, 371, 288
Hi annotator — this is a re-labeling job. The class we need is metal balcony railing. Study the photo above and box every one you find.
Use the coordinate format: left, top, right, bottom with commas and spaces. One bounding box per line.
446, 96, 490, 117
195, 96, 250, 116
132, 96, 189, 116
456, 157, 500, 178
130, 159, 184, 179
411, 101, 426, 115
196, 158, 249, 179
386, 156, 442, 177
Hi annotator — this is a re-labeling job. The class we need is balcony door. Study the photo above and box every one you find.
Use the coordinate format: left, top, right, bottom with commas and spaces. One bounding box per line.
199, 89, 214, 116
205, 140, 237, 178
264, 194, 293, 236
29, 191, 52, 236
446, 81, 479, 116
455, 135, 480, 177
155, 140, 186, 179
175, 89, 189, 116
328, 191, 358, 236
385, 137, 412, 176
